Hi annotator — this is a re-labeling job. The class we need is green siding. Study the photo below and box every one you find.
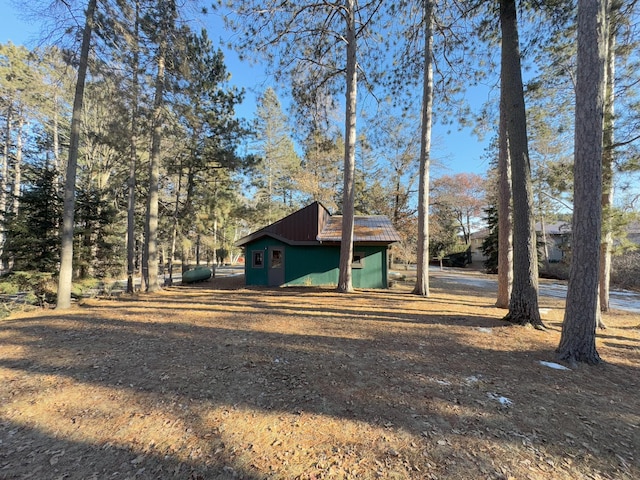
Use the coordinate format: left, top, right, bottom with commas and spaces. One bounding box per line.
285, 245, 339, 287
244, 237, 276, 286
244, 238, 389, 289
350, 246, 388, 289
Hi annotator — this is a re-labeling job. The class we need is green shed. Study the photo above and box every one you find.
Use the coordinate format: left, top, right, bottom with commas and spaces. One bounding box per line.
235, 202, 401, 289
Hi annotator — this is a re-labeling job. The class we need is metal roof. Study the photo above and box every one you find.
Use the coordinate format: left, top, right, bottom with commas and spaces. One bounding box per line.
318, 215, 402, 243
235, 202, 401, 246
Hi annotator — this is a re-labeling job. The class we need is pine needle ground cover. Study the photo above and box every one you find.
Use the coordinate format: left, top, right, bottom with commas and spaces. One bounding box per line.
1, 273, 638, 479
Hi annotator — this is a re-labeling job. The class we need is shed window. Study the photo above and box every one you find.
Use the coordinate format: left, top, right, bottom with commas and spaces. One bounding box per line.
352, 251, 365, 269
252, 251, 264, 268
271, 249, 283, 268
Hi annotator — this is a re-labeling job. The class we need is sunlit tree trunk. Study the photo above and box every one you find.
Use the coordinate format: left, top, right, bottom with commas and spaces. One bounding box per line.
557, 0, 607, 365
413, 0, 434, 297
52, 97, 60, 172
337, 0, 357, 293
126, 0, 141, 294
56, 0, 97, 309
1, 106, 11, 270
143, 46, 164, 293
11, 117, 24, 215
599, 11, 615, 317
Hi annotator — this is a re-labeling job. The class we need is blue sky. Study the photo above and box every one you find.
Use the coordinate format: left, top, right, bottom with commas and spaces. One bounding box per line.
0, 3, 492, 178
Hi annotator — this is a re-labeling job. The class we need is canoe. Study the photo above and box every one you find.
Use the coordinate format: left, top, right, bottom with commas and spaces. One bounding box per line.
182, 266, 212, 284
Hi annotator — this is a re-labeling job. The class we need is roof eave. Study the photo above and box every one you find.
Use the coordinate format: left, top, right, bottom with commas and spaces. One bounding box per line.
235, 232, 322, 247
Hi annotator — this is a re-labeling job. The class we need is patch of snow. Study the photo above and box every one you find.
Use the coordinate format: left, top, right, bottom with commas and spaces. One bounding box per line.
539, 308, 551, 314
610, 289, 638, 297
477, 327, 493, 334
539, 360, 571, 371
432, 270, 640, 313
487, 392, 513, 406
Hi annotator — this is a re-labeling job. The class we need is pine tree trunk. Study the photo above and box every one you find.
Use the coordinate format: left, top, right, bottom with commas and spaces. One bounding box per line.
53, 98, 60, 171
126, 134, 137, 293
196, 234, 201, 265
557, 0, 607, 365
168, 163, 183, 283
12, 117, 23, 214
168, 221, 177, 283
599, 15, 615, 317
337, 0, 357, 293
500, 0, 542, 327
143, 39, 166, 293
127, 0, 140, 294
413, 0, 434, 297
56, 0, 97, 309
1, 107, 11, 270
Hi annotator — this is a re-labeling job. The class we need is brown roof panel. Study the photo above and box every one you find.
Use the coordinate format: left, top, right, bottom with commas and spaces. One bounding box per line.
235, 201, 331, 246
263, 201, 329, 242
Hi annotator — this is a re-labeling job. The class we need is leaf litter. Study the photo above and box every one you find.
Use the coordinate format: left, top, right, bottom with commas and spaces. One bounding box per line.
0, 272, 638, 479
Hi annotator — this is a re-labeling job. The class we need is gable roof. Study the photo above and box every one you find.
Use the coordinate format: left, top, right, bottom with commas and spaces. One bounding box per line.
235, 201, 401, 247
235, 201, 330, 246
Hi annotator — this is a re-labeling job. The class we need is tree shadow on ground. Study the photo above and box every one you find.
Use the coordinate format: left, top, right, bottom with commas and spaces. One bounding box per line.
1, 282, 638, 479
0, 419, 259, 480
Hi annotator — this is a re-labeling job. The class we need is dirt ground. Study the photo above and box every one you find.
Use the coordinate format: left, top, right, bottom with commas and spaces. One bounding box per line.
1, 272, 638, 480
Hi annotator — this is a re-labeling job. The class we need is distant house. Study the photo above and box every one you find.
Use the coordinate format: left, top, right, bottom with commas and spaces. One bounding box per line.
626, 222, 640, 246
537, 221, 572, 262
470, 220, 623, 264
469, 228, 491, 264
471, 221, 572, 263
235, 201, 401, 288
